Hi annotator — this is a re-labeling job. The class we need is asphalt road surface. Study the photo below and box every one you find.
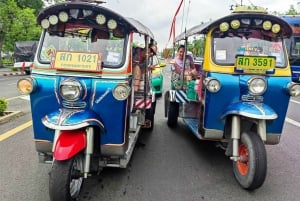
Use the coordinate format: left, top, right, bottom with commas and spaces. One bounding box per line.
0, 67, 300, 201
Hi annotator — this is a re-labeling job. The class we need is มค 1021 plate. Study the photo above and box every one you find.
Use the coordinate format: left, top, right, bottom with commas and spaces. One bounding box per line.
235, 55, 276, 74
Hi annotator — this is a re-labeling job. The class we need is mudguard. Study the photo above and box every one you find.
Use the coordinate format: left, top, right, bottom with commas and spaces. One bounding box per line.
54, 130, 86, 160
221, 101, 278, 120
42, 108, 105, 132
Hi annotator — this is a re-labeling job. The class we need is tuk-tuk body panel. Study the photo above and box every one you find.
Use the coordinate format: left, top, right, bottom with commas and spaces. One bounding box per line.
203, 73, 240, 131
30, 74, 129, 145
203, 72, 291, 135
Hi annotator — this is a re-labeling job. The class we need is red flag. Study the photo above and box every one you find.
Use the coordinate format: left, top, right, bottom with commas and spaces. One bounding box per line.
168, 0, 184, 44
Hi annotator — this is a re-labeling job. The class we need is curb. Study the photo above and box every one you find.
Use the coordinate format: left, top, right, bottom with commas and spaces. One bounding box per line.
0, 111, 23, 124
2, 72, 25, 76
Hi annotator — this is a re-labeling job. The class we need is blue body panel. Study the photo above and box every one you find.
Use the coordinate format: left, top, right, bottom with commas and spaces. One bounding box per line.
221, 102, 277, 119
204, 72, 291, 134
30, 74, 128, 145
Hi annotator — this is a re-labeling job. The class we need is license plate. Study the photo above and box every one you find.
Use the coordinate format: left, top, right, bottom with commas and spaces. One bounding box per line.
52, 51, 102, 72
235, 55, 276, 74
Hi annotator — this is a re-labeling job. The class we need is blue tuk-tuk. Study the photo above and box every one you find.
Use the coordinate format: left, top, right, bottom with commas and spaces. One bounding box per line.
17, 0, 162, 200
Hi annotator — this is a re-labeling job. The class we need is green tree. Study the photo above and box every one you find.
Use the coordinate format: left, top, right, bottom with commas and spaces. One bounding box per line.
286, 5, 299, 15
0, 0, 41, 67
15, 0, 44, 15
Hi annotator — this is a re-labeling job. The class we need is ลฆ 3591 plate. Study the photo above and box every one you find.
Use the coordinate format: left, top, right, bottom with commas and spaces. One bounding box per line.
235, 55, 276, 74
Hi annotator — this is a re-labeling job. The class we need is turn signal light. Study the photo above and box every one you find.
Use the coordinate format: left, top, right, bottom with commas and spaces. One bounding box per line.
17, 78, 36, 94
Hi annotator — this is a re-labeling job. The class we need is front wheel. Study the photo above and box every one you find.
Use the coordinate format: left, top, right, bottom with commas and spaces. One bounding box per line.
49, 154, 84, 201
233, 131, 267, 190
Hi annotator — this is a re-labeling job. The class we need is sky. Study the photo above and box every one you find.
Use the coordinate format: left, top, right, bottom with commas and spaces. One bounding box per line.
103, 0, 299, 51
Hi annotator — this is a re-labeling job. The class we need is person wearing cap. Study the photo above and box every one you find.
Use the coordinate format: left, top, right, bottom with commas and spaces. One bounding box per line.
133, 44, 158, 91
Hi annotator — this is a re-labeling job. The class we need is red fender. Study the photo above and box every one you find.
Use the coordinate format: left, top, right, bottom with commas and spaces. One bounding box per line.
53, 130, 86, 161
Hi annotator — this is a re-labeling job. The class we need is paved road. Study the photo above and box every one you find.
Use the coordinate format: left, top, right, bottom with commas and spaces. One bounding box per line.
0, 68, 300, 201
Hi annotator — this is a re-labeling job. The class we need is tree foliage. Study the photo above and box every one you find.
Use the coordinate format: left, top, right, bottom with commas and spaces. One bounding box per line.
285, 5, 299, 15
0, 0, 42, 67
15, 0, 44, 15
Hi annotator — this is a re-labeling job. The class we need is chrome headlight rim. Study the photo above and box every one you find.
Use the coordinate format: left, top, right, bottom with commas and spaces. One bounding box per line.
113, 84, 131, 101
59, 79, 83, 101
204, 77, 221, 93
247, 76, 267, 95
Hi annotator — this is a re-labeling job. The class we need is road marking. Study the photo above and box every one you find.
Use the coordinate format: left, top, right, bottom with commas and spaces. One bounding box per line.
285, 117, 300, 128
5, 95, 27, 101
290, 99, 300, 105
0, 121, 32, 142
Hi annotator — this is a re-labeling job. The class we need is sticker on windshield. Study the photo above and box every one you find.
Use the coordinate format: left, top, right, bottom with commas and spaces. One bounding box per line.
215, 50, 226, 60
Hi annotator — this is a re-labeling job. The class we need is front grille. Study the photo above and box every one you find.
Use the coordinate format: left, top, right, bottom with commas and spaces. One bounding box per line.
62, 101, 87, 109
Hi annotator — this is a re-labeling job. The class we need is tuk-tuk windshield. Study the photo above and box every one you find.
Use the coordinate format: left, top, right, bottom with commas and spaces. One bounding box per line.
212, 28, 286, 67
285, 35, 300, 57
39, 25, 126, 68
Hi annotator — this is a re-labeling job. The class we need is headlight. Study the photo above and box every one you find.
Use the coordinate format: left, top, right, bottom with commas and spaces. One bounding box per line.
49, 15, 58, 25
59, 79, 82, 101
230, 20, 240, 29
219, 22, 229, 32
113, 84, 131, 100
204, 77, 221, 93
96, 14, 106, 25
41, 19, 50, 29
17, 78, 36, 94
248, 77, 267, 95
288, 82, 300, 97
107, 19, 117, 30
58, 11, 68, 22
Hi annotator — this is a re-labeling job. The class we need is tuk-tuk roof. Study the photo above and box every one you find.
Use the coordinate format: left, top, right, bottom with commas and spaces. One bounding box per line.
175, 12, 293, 41
37, 1, 154, 38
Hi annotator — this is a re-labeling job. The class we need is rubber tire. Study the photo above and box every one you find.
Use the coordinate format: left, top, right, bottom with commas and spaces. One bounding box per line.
167, 102, 179, 127
233, 131, 267, 190
145, 101, 156, 130
49, 154, 84, 201
25, 70, 31, 75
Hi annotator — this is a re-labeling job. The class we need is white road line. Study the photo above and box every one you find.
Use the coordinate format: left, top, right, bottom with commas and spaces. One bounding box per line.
290, 99, 300, 104
6, 95, 27, 101
285, 117, 300, 127
20, 95, 30, 100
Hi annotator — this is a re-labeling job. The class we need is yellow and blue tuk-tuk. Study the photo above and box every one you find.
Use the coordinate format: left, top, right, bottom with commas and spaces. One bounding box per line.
165, 5, 300, 190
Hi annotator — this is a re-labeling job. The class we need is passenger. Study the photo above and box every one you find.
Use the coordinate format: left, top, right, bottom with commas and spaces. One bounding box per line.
133, 44, 158, 91
172, 45, 197, 79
